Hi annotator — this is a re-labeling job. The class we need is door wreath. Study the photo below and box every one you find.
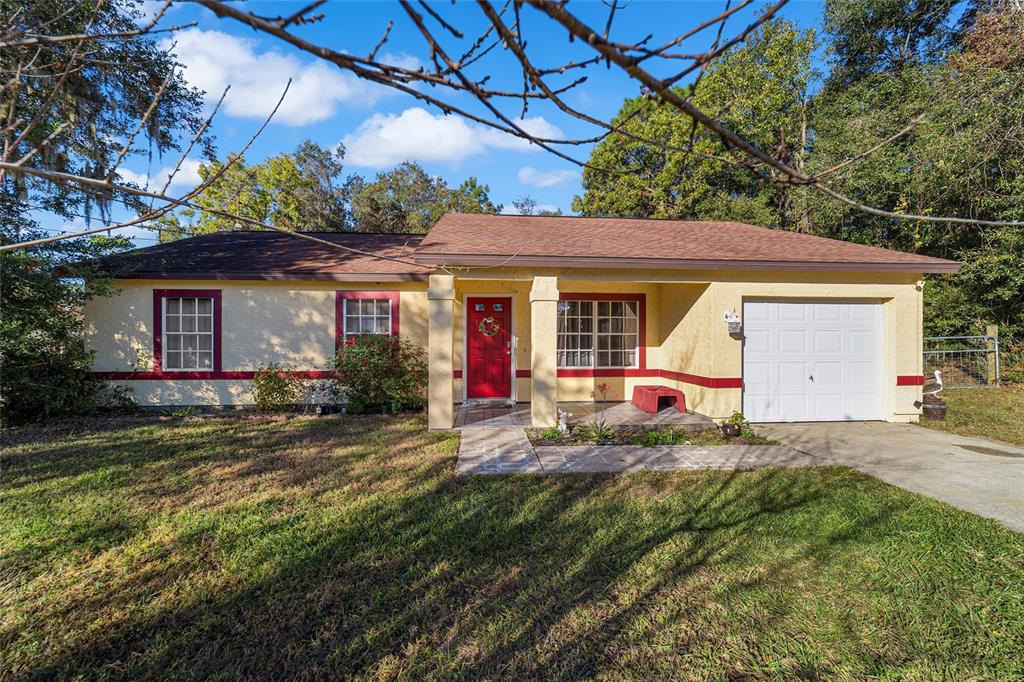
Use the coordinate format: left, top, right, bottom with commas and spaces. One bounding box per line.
478, 316, 501, 336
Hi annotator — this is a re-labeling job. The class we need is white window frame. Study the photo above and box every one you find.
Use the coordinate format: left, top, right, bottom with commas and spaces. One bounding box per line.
557, 299, 640, 370
342, 298, 393, 340
162, 296, 215, 371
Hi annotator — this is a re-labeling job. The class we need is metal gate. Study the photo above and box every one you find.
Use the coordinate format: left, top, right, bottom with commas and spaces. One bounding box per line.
923, 335, 1000, 387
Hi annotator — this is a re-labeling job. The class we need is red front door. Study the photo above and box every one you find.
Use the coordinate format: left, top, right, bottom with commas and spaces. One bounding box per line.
466, 297, 512, 399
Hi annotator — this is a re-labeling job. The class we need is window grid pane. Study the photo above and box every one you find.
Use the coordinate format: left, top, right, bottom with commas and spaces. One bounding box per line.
163, 297, 214, 371
344, 299, 391, 340
557, 300, 638, 369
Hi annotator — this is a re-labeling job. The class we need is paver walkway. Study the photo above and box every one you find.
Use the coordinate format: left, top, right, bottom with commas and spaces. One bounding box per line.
456, 427, 819, 475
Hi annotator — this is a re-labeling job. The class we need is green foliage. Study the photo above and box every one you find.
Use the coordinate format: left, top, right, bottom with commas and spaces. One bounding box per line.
538, 426, 564, 441
171, 141, 352, 236
1, 0, 208, 224
578, 5, 1023, 344
350, 162, 499, 233
329, 335, 427, 414
1001, 369, 1024, 385
573, 20, 816, 229
1, 0, 205, 423
636, 428, 687, 447
251, 364, 310, 412
822, 0, 966, 89
582, 418, 615, 443
0, 209, 136, 425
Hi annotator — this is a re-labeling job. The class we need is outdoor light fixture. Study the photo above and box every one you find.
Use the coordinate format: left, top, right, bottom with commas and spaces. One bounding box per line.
724, 309, 742, 334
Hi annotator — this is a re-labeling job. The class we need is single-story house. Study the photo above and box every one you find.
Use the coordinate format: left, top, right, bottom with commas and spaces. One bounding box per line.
86, 213, 960, 428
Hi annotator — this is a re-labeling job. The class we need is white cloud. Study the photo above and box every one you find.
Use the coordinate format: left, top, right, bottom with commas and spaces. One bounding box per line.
379, 52, 422, 71
118, 158, 202, 193
517, 166, 578, 188
480, 116, 564, 151
343, 107, 564, 168
163, 29, 375, 126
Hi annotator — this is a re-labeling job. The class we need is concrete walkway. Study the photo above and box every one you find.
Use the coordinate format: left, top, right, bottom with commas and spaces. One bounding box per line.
758, 422, 1024, 532
456, 427, 818, 475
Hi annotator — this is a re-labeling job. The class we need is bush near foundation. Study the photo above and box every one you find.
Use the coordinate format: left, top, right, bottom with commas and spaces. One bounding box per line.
330, 335, 427, 414
251, 364, 310, 412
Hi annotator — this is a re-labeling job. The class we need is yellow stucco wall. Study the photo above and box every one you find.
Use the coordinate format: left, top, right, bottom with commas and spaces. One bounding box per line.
85, 279, 427, 406
652, 273, 923, 421
450, 269, 923, 423
86, 269, 925, 422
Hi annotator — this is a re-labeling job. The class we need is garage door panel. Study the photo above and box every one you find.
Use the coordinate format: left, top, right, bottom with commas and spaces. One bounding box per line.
744, 361, 771, 386
812, 361, 843, 385
813, 329, 843, 353
743, 301, 883, 422
778, 361, 808, 385
847, 305, 878, 323
814, 304, 842, 322
847, 361, 880, 386
778, 330, 808, 354
778, 392, 810, 420
812, 392, 845, 419
778, 304, 809, 323
847, 329, 878, 354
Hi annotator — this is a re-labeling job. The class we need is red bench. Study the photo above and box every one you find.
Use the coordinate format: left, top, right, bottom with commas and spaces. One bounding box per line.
631, 385, 687, 414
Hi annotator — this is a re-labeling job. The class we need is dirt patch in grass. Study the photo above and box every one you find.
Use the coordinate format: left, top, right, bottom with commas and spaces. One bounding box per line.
2, 415, 1022, 680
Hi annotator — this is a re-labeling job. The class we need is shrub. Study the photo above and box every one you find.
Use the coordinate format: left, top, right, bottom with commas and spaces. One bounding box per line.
251, 364, 309, 412
330, 335, 427, 414
637, 428, 685, 446
583, 417, 615, 444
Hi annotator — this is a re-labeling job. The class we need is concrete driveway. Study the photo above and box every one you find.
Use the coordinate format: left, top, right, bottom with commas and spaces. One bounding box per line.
758, 422, 1024, 533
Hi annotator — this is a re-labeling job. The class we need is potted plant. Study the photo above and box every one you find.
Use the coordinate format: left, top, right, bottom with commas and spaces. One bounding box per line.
721, 411, 747, 438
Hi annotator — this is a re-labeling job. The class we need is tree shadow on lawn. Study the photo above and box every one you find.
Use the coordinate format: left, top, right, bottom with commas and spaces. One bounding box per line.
4, 416, 1019, 680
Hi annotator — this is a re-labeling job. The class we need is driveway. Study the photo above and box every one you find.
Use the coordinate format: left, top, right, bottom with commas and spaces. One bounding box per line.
758, 422, 1024, 532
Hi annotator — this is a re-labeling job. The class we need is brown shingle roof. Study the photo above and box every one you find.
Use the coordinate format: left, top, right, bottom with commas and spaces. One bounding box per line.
415, 214, 960, 273
99, 231, 430, 281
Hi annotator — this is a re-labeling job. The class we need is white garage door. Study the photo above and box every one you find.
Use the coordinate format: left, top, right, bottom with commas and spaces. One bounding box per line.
743, 301, 883, 422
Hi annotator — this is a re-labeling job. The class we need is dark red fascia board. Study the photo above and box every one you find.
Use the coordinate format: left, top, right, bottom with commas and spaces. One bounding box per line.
413, 253, 961, 274
111, 271, 429, 282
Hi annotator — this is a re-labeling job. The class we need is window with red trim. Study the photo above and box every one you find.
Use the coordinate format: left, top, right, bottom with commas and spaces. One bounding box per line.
335, 291, 400, 345
557, 298, 639, 369
153, 289, 222, 374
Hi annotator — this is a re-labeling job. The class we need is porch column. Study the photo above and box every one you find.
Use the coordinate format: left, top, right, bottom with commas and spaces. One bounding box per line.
427, 273, 455, 429
530, 276, 559, 427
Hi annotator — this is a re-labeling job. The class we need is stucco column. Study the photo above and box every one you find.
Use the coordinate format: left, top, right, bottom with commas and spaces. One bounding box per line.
427, 274, 455, 429
530, 276, 559, 427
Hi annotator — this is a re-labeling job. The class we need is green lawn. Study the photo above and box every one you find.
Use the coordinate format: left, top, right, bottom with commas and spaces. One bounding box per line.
2, 416, 1023, 680
921, 384, 1024, 446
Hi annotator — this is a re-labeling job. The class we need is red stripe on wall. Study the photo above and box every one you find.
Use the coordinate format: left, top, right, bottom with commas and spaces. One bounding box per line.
659, 369, 744, 389
501, 368, 742, 387
896, 375, 925, 386
93, 370, 335, 381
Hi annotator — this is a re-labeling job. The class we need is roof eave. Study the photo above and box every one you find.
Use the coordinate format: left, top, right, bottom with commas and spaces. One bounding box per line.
105, 270, 431, 282
413, 253, 961, 274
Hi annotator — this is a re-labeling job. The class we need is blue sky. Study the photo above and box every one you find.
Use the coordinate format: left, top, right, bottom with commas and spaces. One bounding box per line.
102, 0, 827, 244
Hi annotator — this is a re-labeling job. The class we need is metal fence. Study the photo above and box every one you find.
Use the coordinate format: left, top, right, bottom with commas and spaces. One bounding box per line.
923, 335, 1000, 388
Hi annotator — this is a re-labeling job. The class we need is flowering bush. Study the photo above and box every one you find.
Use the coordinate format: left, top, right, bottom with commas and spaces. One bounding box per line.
330, 335, 427, 414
